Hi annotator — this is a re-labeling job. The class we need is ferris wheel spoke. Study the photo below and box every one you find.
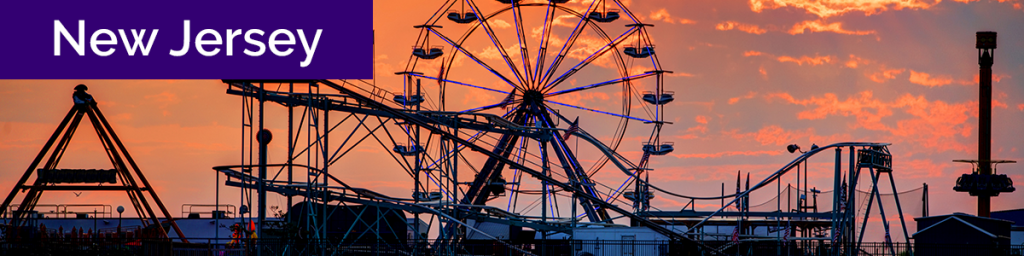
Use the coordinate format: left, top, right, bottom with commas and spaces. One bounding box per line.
427, 29, 521, 89
540, 113, 608, 222
539, 0, 600, 88
544, 71, 655, 97
608, 0, 641, 24
543, 27, 639, 90
465, 0, 528, 87
606, 169, 640, 204
408, 73, 510, 95
511, 4, 533, 85
544, 100, 651, 122
506, 136, 529, 212
427, 0, 460, 25
531, 3, 556, 88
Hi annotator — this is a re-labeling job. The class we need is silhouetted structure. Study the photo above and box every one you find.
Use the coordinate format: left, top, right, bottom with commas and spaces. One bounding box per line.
0, 85, 187, 241
914, 213, 1012, 255
953, 31, 1015, 218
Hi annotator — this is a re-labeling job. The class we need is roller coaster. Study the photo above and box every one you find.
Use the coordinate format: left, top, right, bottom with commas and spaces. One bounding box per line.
217, 75, 921, 255
0, 1, 928, 255
210, 1, 924, 255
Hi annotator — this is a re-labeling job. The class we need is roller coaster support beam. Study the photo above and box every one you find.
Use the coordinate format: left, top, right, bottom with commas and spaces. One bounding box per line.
313, 79, 717, 252
540, 111, 610, 223
832, 147, 841, 255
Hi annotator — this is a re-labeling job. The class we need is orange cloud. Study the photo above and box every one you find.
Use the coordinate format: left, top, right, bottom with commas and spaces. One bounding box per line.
869, 67, 905, 83
749, 0, 940, 18
753, 125, 807, 146
958, 73, 1012, 85
908, 70, 954, 87
777, 54, 833, 66
728, 91, 758, 104
744, 51, 764, 57
788, 20, 876, 36
994, 99, 1009, 109
724, 125, 851, 147
649, 8, 696, 24
671, 150, 781, 159
489, 19, 512, 29
715, 21, 768, 35
845, 54, 871, 68
1018, 104, 1024, 111
685, 125, 707, 134
953, 0, 1023, 9
695, 115, 709, 124
764, 91, 975, 152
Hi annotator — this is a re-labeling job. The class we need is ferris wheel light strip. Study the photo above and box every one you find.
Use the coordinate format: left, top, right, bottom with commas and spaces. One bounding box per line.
544, 71, 655, 96
543, 26, 639, 90
531, 2, 556, 86
539, 0, 601, 87
408, 73, 510, 95
464, 0, 530, 87
425, 29, 520, 89
544, 100, 651, 122
511, 3, 534, 85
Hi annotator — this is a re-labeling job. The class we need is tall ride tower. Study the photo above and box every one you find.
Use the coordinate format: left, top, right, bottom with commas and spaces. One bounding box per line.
953, 32, 1015, 217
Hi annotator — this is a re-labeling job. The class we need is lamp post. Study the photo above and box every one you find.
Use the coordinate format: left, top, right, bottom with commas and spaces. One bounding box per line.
787, 144, 807, 214
116, 205, 124, 243
116, 206, 124, 229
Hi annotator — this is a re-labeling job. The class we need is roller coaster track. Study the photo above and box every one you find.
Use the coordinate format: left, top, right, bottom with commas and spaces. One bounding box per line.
316, 80, 719, 251
222, 79, 723, 253
564, 126, 889, 203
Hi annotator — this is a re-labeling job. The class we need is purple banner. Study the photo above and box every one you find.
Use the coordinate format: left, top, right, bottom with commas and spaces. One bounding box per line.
0, 1, 372, 79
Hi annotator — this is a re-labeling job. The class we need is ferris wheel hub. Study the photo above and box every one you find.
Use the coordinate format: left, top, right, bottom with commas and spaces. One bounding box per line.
522, 90, 544, 104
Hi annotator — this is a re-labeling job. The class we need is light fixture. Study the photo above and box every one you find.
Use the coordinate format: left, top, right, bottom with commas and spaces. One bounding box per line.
787, 144, 801, 154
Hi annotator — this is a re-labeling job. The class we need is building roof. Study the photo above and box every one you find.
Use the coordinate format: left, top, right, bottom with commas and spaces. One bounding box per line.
912, 215, 996, 238
991, 208, 1024, 226
914, 212, 1014, 224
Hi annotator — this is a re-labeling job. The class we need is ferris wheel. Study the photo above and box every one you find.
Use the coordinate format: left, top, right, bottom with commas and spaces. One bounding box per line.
395, 0, 676, 229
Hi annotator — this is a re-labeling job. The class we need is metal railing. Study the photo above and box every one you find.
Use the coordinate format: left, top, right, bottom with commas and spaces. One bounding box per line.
1, 238, 1022, 256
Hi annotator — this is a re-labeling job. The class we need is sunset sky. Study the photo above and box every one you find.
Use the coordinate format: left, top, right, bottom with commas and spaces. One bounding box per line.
1, 0, 1023, 240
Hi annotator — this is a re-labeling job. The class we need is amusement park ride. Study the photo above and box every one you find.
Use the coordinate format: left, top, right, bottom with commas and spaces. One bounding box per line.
0, 0, 939, 255
208, 0, 925, 254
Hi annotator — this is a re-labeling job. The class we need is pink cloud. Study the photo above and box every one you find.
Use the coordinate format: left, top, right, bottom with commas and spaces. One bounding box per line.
715, 21, 768, 35
764, 91, 976, 153
749, 0, 940, 18
788, 20, 877, 37
908, 70, 953, 87
649, 8, 696, 24
777, 54, 833, 66
869, 67, 905, 83
671, 150, 782, 159
728, 91, 758, 104
695, 115, 709, 124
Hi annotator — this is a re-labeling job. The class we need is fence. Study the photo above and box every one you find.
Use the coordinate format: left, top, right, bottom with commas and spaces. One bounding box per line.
0, 238, 1021, 256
